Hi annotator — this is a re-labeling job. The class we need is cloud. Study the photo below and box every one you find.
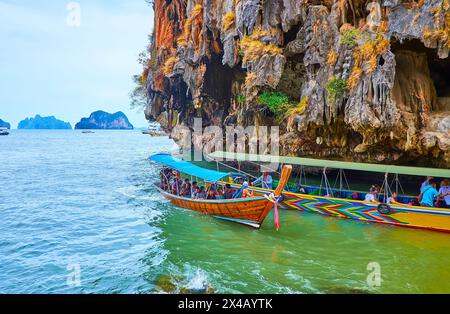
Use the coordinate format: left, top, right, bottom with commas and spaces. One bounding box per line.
0, 0, 154, 127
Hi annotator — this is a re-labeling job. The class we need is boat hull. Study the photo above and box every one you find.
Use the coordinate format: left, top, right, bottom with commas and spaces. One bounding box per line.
281, 192, 450, 233
155, 185, 274, 228
220, 182, 450, 233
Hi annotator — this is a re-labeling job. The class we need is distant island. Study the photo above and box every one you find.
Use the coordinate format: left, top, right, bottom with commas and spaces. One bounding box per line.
18, 115, 72, 129
75, 111, 134, 130
0, 119, 11, 129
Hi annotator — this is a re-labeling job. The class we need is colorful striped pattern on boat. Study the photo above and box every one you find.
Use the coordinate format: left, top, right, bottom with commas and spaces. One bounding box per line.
281, 192, 450, 233
281, 193, 407, 224
220, 182, 450, 233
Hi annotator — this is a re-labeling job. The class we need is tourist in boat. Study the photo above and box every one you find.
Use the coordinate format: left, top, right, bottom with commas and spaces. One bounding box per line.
170, 171, 182, 195
420, 176, 434, 192
419, 180, 447, 207
408, 198, 421, 207
206, 188, 217, 200
387, 192, 402, 205
241, 182, 254, 198
296, 184, 306, 194
350, 192, 359, 201
231, 181, 254, 198
364, 186, 380, 203
216, 188, 225, 199
252, 171, 273, 189
195, 186, 206, 199
191, 181, 199, 198
160, 167, 173, 191
438, 179, 450, 208
180, 179, 192, 198
223, 184, 234, 199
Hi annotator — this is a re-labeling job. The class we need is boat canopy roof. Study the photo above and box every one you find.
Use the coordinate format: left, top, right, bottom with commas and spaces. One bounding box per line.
149, 153, 243, 182
208, 151, 450, 178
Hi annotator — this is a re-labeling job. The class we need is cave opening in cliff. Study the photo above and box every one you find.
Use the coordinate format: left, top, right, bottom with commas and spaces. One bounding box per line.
172, 78, 190, 112
283, 24, 301, 46
392, 39, 450, 111
202, 54, 234, 104
280, 23, 306, 101
277, 53, 306, 101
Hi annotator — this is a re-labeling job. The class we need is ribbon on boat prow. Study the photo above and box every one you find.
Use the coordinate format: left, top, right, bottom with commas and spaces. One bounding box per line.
264, 193, 281, 231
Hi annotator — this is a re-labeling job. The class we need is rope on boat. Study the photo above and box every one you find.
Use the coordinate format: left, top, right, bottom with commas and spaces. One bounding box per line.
333, 169, 350, 192
295, 165, 307, 187
264, 193, 281, 231
205, 155, 258, 180
319, 167, 333, 196
389, 173, 405, 196
380, 172, 393, 203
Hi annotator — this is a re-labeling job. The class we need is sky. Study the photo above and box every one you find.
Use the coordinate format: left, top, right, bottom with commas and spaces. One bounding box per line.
0, 0, 154, 128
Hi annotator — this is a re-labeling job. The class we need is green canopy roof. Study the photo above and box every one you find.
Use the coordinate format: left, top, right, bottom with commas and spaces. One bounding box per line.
208, 151, 450, 178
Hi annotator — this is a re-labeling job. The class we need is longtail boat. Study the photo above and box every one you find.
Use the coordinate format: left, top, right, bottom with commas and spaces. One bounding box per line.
149, 153, 293, 229
209, 151, 450, 234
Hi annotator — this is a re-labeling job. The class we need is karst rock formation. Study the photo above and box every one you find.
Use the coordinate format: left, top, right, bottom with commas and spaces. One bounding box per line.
143, 0, 450, 167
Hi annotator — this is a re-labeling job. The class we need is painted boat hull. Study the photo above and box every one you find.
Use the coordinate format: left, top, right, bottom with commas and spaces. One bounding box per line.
220, 183, 450, 233
154, 165, 293, 229
281, 192, 450, 233
155, 185, 274, 228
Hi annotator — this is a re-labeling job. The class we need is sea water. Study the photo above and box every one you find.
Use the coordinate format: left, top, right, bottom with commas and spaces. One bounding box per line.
0, 130, 449, 294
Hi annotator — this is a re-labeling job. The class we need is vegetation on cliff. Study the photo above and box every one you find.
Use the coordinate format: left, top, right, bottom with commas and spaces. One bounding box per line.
138, 0, 450, 167
0, 119, 11, 129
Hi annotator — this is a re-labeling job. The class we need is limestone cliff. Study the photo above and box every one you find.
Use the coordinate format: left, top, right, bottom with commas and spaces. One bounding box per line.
18, 115, 72, 130
75, 111, 134, 130
0, 119, 10, 129
143, 0, 450, 168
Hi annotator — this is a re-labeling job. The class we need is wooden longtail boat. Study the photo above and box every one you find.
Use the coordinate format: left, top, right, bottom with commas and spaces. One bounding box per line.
210, 151, 450, 234
149, 153, 293, 228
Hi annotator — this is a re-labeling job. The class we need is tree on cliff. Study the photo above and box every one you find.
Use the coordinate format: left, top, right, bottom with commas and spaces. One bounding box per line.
130, 73, 147, 110
130, 41, 152, 110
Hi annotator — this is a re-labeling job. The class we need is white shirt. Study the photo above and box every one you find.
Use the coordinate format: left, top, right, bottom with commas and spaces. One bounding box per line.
439, 186, 450, 205
387, 197, 395, 204
365, 193, 376, 203
253, 175, 273, 189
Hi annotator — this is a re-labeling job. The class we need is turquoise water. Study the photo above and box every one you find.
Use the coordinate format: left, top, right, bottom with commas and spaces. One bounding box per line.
0, 130, 449, 294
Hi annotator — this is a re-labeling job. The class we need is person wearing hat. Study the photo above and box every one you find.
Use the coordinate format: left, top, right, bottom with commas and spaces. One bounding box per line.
241, 181, 254, 198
